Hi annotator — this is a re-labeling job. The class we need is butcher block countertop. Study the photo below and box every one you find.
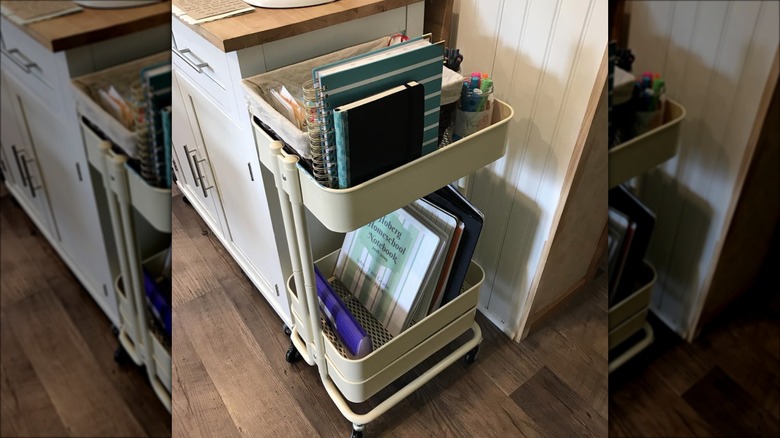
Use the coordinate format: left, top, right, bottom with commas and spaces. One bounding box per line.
178, 0, 421, 52
3, 1, 171, 52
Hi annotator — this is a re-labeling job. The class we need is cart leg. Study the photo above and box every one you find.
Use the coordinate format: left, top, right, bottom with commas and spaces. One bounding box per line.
464, 345, 480, 365
112, 325, 120, 337
285, 342, 301, 364
114, 345, 130, 364
351, 423, 364, 438
182, 195, 191, 206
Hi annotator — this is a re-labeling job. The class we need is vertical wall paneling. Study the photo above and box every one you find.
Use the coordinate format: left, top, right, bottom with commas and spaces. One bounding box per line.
628, 1, 780, 339
451, 0, 607, 336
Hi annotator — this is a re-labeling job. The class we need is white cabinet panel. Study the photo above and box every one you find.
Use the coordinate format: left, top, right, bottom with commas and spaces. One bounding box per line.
2, 71, 57, 237
176, 68, 288, 317
5, 68, 114, 307
172, 70, 225, 234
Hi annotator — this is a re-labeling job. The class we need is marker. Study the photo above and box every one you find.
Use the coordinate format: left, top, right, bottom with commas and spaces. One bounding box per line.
480, 77, 493, 93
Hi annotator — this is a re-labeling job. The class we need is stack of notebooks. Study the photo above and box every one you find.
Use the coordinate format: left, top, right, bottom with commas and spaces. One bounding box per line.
607, 184, 656, 306
315, 184, 483, 358
306, 34, 444, 189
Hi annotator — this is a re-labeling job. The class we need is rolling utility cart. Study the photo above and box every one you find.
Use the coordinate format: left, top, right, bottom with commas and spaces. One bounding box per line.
72, 52, 172, 411
251, 81, 513, 434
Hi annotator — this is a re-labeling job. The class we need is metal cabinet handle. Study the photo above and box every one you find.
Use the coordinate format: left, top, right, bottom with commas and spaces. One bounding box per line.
20, 155, 40, 198
194, 156, 214, 198
2, 47, 39, 74
173, 47, 208, 74
75, 162, 83, 182
247, 162, 254, 181
183, 145, 199, 187
11, 145, 27, 187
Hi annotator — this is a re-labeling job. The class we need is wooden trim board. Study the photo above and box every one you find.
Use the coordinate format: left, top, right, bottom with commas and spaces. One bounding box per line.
689, 47, 780, 340
513, 47, 608, 342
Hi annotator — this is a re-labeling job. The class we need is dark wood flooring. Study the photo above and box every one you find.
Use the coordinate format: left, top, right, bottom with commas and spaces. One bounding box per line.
609, 230, 780, 437
0, 185, 172, 437
171, 191, 609, 437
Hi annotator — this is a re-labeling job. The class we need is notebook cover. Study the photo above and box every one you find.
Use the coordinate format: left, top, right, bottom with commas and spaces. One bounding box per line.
424, 184, 484, 306
333, 82, 424, 188
608, 184, 656, 305
334, 206, 442, 336
314, 38, 443, 158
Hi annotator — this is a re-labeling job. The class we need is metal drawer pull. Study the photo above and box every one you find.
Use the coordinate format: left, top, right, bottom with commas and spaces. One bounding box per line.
173, 47, 208, 74
75, 162, 83, 182
11, 145, 27, 187
247, 162, 254, 181
2, 48, 40, 74
183, 145, 199, 187
21, 155, 40, 198
194, 156, 214, 198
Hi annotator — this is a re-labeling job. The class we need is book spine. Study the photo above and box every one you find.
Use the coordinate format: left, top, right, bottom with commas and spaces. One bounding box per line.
303, 79, 339, 188
333, 108, 350, 189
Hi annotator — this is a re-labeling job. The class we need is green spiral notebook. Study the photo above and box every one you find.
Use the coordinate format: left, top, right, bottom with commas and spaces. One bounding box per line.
310, 35, 444, 188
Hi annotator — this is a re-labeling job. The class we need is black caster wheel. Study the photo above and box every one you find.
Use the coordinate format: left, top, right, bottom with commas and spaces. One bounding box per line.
182, 195, 191, 206
285, 343, 301, 363
283, 324, 292, 337
464, 345, 479, 365
114, 346, 130, 364
351, 424, 364, 438
111, 326, 120, 337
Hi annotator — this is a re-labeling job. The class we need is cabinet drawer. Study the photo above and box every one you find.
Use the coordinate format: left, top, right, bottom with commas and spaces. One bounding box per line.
171, 18, 234, 117
0, 17, 63, 111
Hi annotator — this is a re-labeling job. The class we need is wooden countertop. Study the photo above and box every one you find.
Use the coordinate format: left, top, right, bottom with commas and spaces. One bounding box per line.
6, 1, 171, 52
181, 0, 421, 53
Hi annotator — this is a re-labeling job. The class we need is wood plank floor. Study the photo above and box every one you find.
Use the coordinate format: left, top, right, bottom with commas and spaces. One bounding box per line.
609, 230, 780, 437
0, 186, 172, 437
171, 190, 609, 437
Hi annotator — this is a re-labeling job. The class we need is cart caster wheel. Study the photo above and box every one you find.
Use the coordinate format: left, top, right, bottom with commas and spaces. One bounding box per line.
464, 345, 479, 365
283, 324, 292, 337
111, 326, 120, 337
285, 344, 301, 363
182, 196, 191, 206
114, 346, 130, 364
351, 424, 364, 438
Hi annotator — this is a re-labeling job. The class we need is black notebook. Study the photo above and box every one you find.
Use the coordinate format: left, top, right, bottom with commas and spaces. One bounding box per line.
608, 184, 656, 306
332, 81, 424, 189
424, 184, 484, 307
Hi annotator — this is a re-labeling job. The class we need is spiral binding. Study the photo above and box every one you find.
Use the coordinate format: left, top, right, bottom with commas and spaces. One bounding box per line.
130, 82, 167, 188
302, 79, 339, 188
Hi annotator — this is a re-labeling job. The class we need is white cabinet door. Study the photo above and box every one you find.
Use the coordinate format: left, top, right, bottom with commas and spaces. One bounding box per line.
1, 71, 56, 236
172, 70, 225, 233
4, 68, 115, 307
174, 68, 289, 317
1, 74, 25, 188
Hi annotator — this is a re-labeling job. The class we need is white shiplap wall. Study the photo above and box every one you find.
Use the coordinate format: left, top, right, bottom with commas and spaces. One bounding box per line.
627, 1, 780, 339
450, 0, 607, 337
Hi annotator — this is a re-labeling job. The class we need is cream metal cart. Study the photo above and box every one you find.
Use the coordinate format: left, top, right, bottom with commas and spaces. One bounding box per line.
252, 98, 513, 437
72, 52, 172, 411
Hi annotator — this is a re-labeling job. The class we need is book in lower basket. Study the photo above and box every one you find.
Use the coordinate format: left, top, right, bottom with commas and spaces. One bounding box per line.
328, 186, 483, 340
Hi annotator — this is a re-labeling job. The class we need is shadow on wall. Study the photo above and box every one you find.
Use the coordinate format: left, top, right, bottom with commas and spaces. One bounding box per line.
627, 31, 769, 337
467, 40, 572, 333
